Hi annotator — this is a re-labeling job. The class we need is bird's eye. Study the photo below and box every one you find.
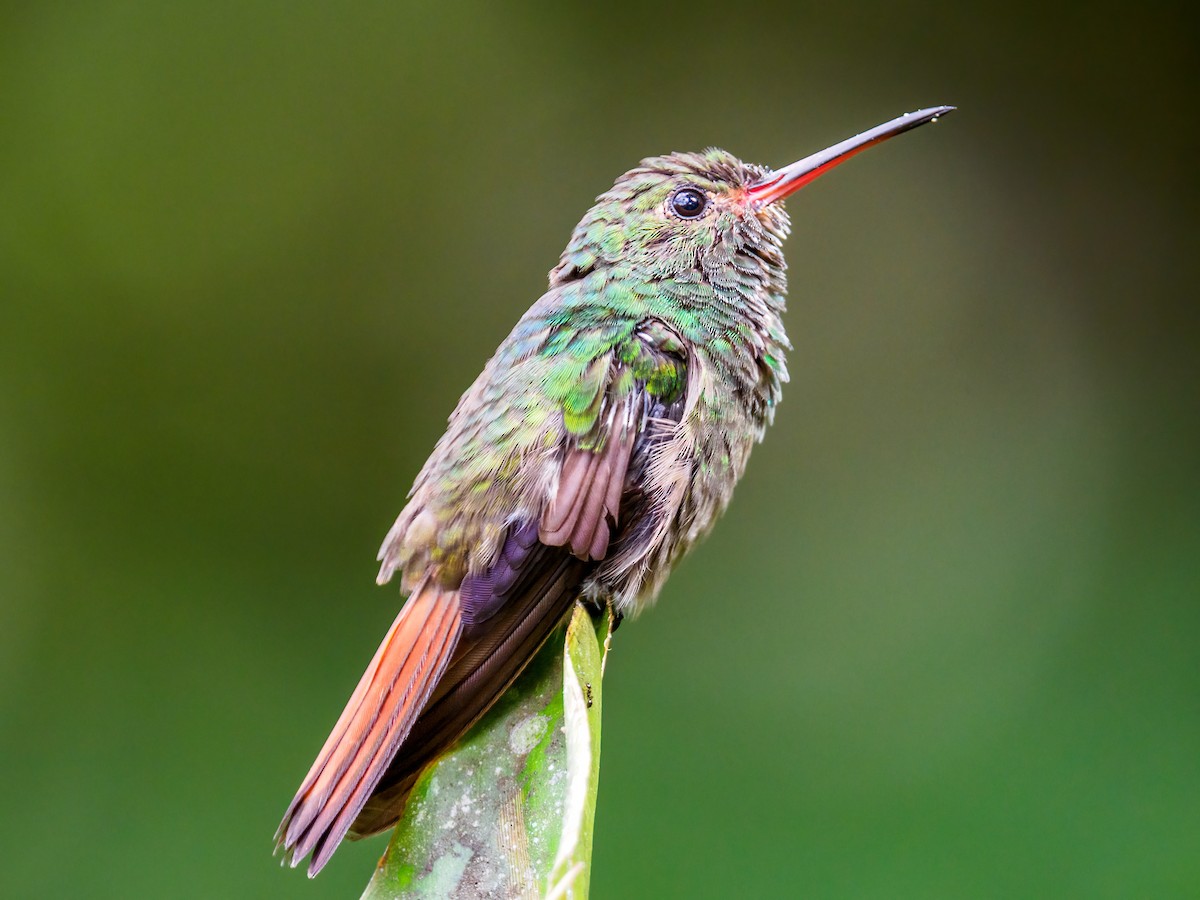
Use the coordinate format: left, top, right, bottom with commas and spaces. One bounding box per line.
669, 187, 707, 219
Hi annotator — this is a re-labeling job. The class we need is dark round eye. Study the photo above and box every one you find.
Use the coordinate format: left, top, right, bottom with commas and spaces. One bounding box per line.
670, 187, 707, 219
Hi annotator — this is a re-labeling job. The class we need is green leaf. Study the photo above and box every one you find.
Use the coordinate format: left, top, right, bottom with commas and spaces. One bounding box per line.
362, 603, 612, 900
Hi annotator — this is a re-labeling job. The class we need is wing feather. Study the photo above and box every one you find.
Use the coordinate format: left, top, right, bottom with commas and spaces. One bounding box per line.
279, 316, 692, 874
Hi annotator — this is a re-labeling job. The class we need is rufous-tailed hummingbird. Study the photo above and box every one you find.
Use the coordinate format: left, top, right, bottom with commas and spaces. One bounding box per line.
277, 106, 953, 876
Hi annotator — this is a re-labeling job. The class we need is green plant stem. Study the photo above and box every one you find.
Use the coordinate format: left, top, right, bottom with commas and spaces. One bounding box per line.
362, 602, 612, 900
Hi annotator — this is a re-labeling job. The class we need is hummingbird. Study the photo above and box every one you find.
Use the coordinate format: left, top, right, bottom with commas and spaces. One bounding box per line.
277, 105, 953, 876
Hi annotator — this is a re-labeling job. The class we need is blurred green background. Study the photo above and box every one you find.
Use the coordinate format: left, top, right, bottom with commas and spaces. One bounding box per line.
1, 2, 1196, 897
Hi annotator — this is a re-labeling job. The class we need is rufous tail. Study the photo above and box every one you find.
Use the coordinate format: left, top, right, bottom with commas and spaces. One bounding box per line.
276, 580, 462, 876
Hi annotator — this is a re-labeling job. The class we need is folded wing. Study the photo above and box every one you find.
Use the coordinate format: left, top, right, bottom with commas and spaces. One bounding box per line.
278, 317, 691, 874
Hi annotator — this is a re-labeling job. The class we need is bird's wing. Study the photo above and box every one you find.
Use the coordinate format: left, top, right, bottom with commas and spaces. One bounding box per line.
351, 317, 691, 838
278, 315, 690, 874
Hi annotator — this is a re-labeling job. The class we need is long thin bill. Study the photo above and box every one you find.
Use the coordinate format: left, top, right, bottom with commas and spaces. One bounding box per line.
747, 105, 954, 205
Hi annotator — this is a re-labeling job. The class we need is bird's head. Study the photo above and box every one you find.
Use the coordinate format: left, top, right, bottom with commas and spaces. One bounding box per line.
550, 106, 953, 288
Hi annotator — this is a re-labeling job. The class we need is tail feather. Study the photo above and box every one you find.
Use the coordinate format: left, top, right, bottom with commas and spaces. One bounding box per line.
276, 580, 463, 876
349, 552, 588, 837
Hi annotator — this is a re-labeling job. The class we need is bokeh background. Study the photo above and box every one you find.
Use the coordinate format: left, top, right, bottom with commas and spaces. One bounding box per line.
2, 2, 1196, 897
